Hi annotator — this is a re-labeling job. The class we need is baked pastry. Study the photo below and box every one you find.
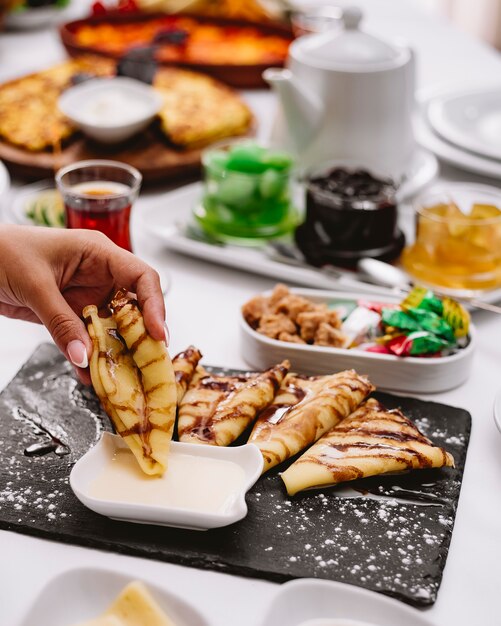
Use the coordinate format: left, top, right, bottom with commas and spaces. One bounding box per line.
171, 345, 202, 403
249, 370, 374, 473
0, 57, 114, 151
153, 67, 253, 148
84, 291, 177, 476
178, 361, 289, 446
281, 398, 455, 495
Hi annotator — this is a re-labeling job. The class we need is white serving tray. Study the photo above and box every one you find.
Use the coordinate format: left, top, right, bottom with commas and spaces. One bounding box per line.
139, 181, 501, 304
70, 432, 263, 531
260, 579, 434, 626
240, 288, 475, 394
18, 567, 209, 626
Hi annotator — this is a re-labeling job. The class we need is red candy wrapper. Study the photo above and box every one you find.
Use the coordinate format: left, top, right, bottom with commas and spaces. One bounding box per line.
386, 332, 447, 357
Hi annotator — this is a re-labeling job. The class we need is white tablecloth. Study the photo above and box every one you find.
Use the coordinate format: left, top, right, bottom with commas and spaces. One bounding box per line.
1, 2, 501, 624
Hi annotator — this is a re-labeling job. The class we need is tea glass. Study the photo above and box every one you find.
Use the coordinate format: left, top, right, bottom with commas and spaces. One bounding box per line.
402, 185, 501, 292
55, 160, 142, 252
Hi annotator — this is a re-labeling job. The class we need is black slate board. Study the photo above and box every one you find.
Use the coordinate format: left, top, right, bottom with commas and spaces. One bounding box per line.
0, 344, 471, 607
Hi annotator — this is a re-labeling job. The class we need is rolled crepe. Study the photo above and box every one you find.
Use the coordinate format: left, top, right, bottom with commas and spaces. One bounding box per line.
282, 398, 455, 495
249, 369, 374, 473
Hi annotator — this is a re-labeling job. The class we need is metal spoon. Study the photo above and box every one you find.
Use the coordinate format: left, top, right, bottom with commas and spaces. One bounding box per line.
358, 258, 501, 315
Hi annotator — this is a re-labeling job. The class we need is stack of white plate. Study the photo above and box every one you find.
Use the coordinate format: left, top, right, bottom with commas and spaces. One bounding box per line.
416, 85, 501, 178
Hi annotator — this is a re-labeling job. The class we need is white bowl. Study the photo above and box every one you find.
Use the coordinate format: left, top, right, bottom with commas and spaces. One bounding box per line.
240, 288, 475, 394
260, 579, 434, 626
18, 567, 209, 626
70, 432, 263, 530
58, 77, 163, 144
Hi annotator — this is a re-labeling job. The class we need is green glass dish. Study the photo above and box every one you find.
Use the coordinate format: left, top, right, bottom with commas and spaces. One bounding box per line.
194, 141, 298, 245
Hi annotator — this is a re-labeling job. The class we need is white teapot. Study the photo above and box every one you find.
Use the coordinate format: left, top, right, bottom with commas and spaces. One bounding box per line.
264, 7, 415, 178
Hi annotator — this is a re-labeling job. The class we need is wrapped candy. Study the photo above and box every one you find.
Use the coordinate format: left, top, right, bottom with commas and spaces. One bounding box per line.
382, 306, 456, 343
401, 286, 470, 338
341, 306, 382, 347
386, 331, 450, 357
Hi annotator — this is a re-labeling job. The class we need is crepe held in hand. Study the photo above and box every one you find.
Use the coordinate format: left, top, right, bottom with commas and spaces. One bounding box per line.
84, 291, 177, 476
178, 361, 289, 446
281, 398, 455, 496
248, 370, 374, 473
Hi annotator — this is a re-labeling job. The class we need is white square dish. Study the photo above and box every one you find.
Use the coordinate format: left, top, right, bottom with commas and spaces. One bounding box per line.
260, 579, 434, 626
18, 567, 209, 626
240, 288, 475, 394
70, 433, 263, 531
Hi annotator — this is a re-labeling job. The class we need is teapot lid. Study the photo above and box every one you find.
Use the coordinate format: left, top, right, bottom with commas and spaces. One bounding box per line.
292, 7, 408, 71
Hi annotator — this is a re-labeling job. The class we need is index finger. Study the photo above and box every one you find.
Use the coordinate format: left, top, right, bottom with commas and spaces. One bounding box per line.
105, 247, 166, 342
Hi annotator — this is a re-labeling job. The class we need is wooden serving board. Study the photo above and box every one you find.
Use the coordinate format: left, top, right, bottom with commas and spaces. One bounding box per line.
0, 344, 471, 607
0, 126, 202, 185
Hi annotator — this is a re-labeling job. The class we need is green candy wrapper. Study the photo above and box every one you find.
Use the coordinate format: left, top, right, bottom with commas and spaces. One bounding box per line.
401, 286, 470, 338
381, 307, 456, 344
406, 307, 456, 343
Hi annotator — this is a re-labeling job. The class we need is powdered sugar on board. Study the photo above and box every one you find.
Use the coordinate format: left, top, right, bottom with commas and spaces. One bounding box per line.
0, 345, 470, 608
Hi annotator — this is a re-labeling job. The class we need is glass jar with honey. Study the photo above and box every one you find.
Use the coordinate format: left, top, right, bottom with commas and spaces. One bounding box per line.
402, 184, 501, 292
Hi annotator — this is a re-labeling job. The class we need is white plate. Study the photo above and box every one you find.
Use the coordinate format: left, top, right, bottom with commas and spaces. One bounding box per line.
70, 432, 263, 530
428, 87, 501, 161
494, 388, 501, 434
240, 288, 476, 394
0, 160, 10, 202
5, 5, 72, 30
415, 94, 501, 179
260, 579, 435, 626
2, 179, 58, 226
18, 566, 209, 626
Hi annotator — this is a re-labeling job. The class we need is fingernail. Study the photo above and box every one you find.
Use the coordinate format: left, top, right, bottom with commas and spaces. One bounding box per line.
164, 323, 170, 347
67, 340, 88, 369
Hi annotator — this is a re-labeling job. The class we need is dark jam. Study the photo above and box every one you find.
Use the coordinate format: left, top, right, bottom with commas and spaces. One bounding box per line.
295, 168, 405, 269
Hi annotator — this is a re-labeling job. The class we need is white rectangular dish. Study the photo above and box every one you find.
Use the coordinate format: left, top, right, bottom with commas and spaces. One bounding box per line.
70, 433, 263, 531
19, 567, 209, 626
240, 288, 475, 394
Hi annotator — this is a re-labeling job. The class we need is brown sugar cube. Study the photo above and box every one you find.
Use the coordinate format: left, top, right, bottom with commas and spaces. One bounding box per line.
258, 313, 296, 339
326, 310, 342, 329
274, 294, 316, 322
242, 295, 268, 329
268, 284, 291, 309
278, 332, 306, 344
314, 322, 349, 348
296, 308, 342, 342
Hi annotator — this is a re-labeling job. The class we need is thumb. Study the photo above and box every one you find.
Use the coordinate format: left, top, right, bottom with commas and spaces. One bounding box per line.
30, 285, 91, 370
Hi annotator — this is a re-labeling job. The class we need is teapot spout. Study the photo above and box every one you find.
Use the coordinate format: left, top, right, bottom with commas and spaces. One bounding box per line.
263, 68, 323, 152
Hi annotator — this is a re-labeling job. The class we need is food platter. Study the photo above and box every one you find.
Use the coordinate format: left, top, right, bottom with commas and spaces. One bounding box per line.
0, 128, 202, 184
0, 343, 470, 608
0, 59, 253, 183
60, 12, 294, 88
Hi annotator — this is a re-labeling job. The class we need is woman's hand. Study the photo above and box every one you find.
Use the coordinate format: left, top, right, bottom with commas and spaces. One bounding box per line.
0, 225, 166, 383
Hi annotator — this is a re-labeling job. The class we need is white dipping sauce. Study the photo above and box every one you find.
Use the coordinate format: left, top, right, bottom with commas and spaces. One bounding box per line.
80, 90, 152, 126
89, 449, 246, 514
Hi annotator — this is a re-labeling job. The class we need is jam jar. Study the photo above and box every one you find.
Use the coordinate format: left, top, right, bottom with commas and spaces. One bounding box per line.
295, 167, 405, 268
